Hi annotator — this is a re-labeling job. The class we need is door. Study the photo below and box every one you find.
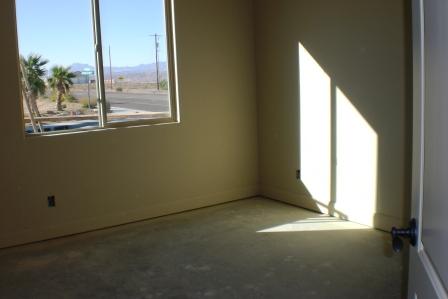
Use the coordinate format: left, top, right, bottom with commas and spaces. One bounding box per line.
409, 0, 448, 298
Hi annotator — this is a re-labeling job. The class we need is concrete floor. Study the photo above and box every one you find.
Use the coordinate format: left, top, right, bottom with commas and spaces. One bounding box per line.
0, 198, 404, 299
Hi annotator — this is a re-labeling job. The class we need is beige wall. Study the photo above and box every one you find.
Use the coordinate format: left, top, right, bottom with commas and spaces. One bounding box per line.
0, 0, 259, 248
0, 0, 412, 248
256, 0, 412, 230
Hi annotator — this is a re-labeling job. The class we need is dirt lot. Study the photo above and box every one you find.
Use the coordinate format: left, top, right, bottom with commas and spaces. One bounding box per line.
23, 97, 96, 118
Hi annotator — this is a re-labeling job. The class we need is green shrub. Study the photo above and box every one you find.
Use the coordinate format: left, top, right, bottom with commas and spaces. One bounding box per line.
50, 90, 57, 102
80, 98, 97, 109
63, 94, 77, 103
116, 87, 123, 92
160, 79, 169, 91
80, 98, 111, 112
49, 91, 77, 103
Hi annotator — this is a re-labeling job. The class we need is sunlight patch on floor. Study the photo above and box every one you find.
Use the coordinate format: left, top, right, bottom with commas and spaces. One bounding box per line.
257, 216, 370, 233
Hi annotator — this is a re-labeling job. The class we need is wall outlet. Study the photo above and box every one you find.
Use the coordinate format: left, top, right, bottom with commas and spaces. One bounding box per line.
47, 195, 56, 207
296, 170, 301, 180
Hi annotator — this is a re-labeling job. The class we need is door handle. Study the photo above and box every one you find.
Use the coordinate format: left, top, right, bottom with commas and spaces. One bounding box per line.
390, 219, 418, 253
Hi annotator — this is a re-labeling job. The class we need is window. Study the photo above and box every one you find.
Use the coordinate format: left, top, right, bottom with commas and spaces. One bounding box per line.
15, 0, 177, 135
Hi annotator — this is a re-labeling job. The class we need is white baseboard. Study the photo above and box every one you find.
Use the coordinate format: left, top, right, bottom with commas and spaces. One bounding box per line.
0, 185, 259, 249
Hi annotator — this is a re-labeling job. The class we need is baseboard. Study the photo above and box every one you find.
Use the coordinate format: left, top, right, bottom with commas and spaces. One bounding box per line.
260, 185, 322, 213
0, 185, 259, 249
261, 185, 402, 232
374, 212, 404, 232
1, 184, 402, 248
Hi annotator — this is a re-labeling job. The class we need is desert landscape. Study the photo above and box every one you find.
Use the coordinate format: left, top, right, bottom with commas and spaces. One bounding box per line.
21, 58, 171, 133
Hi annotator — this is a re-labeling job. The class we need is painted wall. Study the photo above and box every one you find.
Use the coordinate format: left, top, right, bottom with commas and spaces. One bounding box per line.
0, 0, 259, 248
256, 0, 412, 229
0, 0, 412, 248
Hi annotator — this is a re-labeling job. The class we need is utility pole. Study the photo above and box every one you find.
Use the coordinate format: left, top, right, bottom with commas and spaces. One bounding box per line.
109, 45, 113, 90
87, 73, 91, 108
149, 34, 160, 91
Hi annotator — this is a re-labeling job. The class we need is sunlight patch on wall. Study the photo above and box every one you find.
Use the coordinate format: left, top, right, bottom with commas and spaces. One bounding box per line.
257, 216, 369, 233
335, 88, 378, 226
298, 43, 378, 227
299, 43, 332, 209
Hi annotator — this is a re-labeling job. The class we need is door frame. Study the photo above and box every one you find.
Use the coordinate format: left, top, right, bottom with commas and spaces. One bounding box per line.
408, 0, 448, 298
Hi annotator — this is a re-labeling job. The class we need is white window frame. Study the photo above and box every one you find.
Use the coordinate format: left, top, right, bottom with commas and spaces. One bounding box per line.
18, 0, 179, 136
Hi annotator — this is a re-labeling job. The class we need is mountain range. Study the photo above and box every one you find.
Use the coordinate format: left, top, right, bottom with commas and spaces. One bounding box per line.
69, 62, 168, 82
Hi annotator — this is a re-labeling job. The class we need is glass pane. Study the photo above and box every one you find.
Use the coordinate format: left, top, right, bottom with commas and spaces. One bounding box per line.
99, 0, 172, 124
15, 0, 99, 134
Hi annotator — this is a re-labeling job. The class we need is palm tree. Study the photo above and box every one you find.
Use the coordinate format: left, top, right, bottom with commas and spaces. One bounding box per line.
48, 66, 76, 111
20, 54, 49, 117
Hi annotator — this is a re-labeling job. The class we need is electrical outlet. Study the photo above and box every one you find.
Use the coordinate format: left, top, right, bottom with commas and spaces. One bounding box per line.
296, 170, 301, 180
47, 195, 56, 207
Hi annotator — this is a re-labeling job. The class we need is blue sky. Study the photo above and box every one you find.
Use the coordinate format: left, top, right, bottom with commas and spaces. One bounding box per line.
15, 0, 167, 68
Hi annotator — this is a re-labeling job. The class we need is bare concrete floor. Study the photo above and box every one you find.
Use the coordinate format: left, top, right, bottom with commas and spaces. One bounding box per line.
0, 198, 403, 298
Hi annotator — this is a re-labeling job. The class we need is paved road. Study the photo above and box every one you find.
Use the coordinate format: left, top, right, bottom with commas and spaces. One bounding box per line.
73, 91, 170, 112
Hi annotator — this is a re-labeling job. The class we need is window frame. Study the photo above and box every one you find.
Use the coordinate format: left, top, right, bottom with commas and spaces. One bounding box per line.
17, 0, 179, 136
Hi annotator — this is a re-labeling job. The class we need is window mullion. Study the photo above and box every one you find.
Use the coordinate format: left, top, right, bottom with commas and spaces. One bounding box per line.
91, 0, 107, 127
